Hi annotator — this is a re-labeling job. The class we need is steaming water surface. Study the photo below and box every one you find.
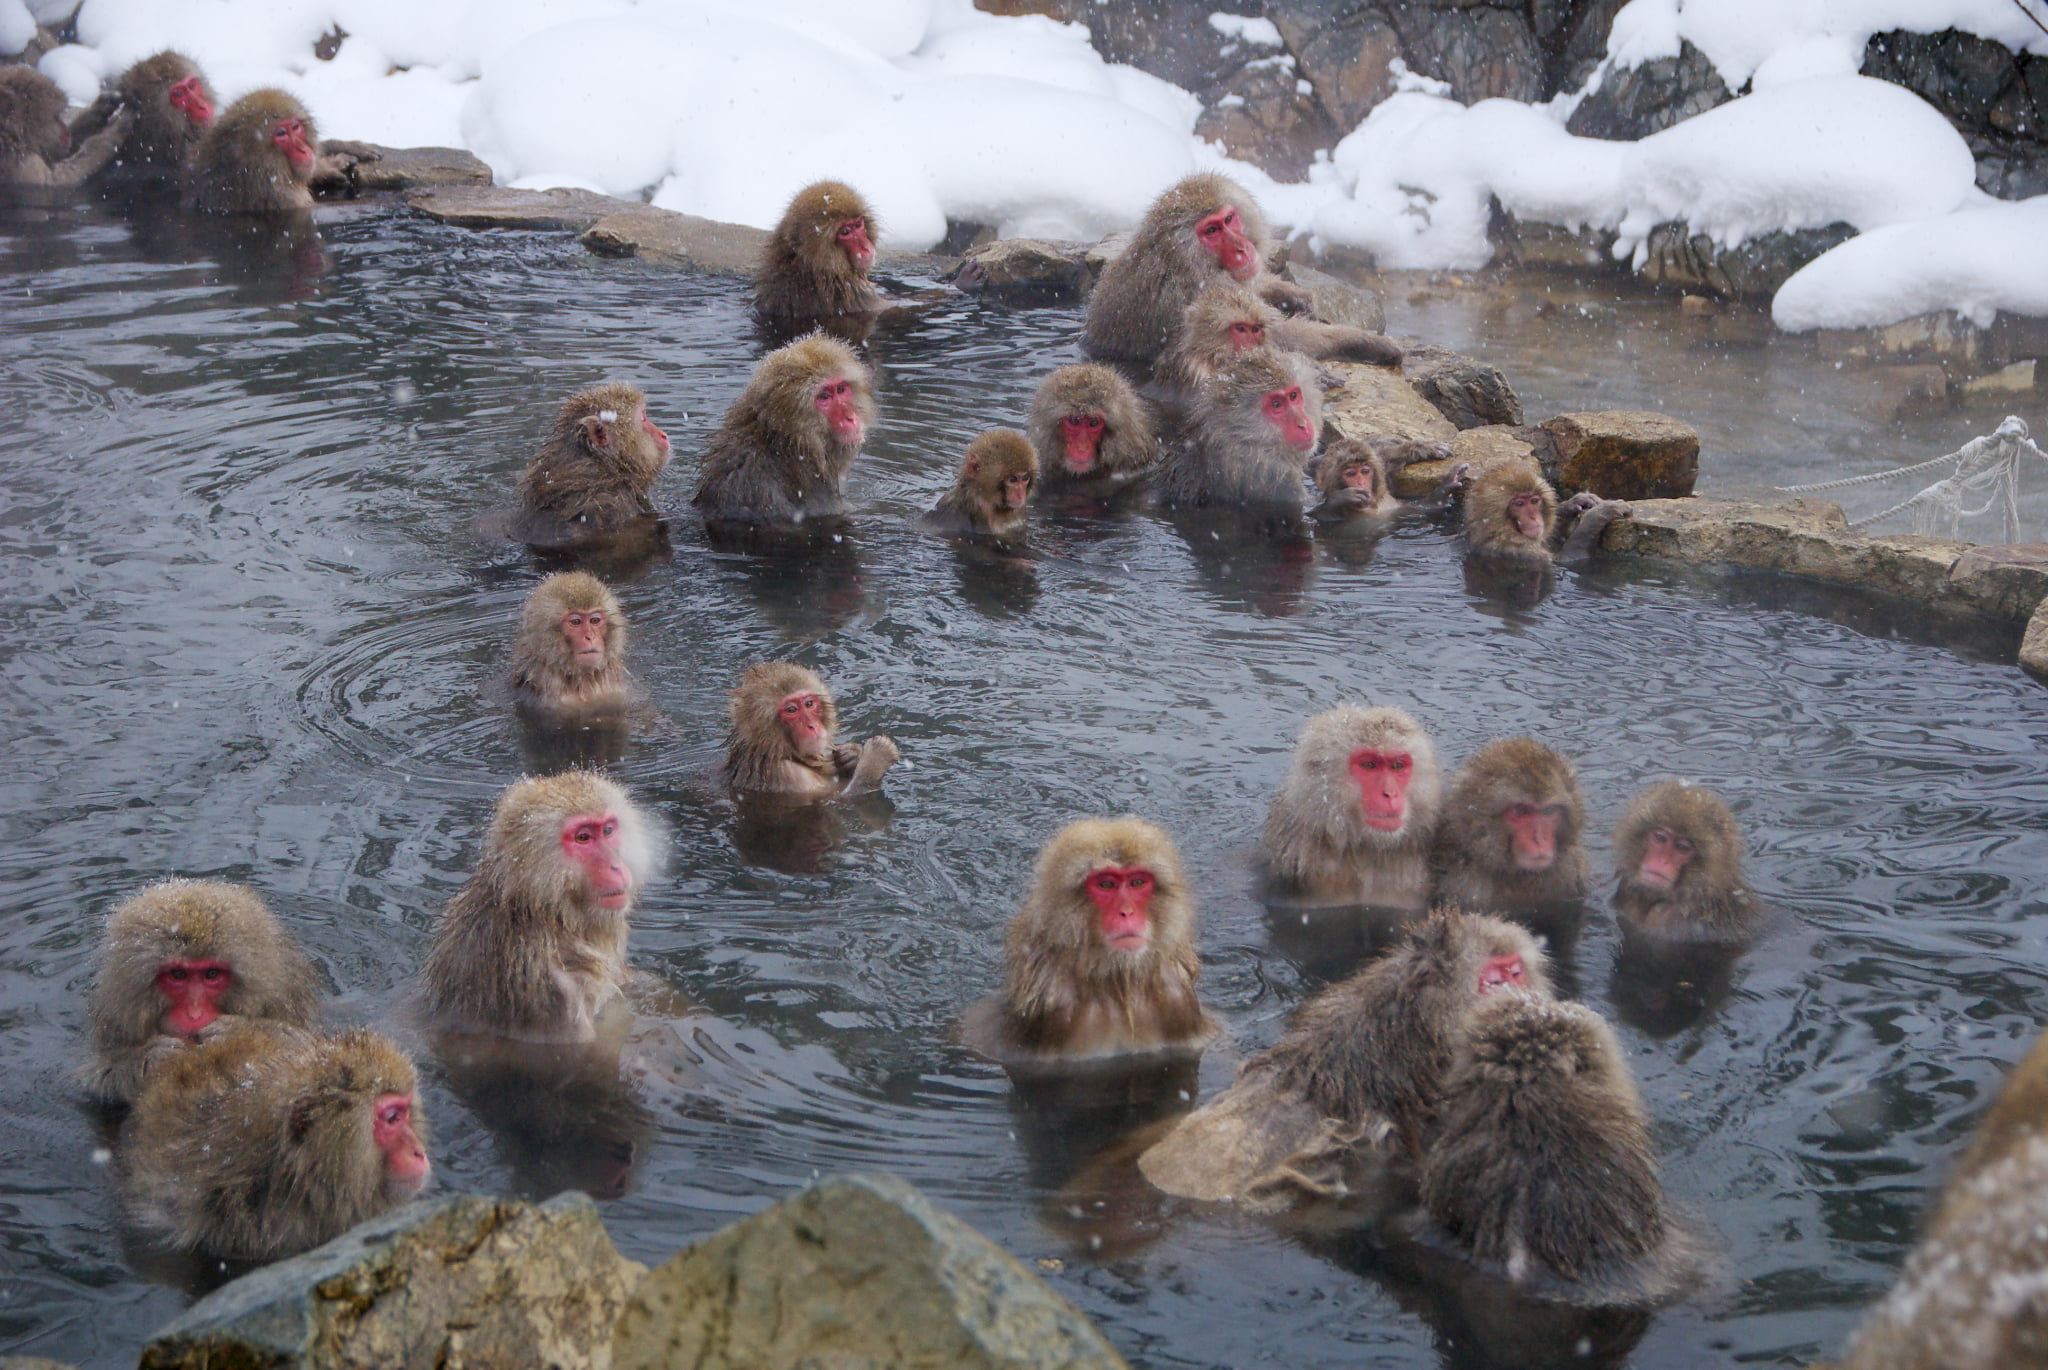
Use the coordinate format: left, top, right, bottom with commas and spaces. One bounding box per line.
3, 198, 2048, 1368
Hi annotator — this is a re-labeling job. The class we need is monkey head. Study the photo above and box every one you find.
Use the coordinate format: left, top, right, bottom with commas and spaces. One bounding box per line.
1186, 283, 1272, 358
1422, 907, 1553, 1005
789, 180, 876, 272
1029, 364, 1141, 479
336, 1029, 433, 1201
554, 380, 670, 472
1198, 350, 1321, 464
520, 571, 624, 682
1288, 706, 1443, 847
752, 333, 875, 453
731, 661, 840, 765
1316, 438, 1389, 503
167, 74, 213, 126
1467, 462, 1558, 554
489, 771, 651, 914
1163, 173, 1269, 283
1615, 782, 1745, 899
1444, 738, 1586, 876
1024, 816, 1194, 972
963, 429, 1037, 513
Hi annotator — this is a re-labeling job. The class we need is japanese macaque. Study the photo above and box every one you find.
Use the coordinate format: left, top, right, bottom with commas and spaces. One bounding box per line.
922, 429, 1037, 540
514, 382, 672, 546
510, 571, 631, 716
1025, 364, 1158, 499
73, 52, 214, 185
693, 333, 877, 532
1084, 172, 1345, 367
1139, 909, 1547, 1208
754, 180, 880, 323
1308, 436, 1465, 525
722, 661, 899, 799
1261, 706, 1444, 910
961, 817, 1221, 1064
85, 880, 321, 1106
1155, 351, 1323, 513
120, 1024, 430, 1260
1432, 739, 1590, 915
1832, 1025, 2048, 1370
1464, 463, 1630, 567
0, 67, 133, 188
420, 771, 654, 1043
1156, 282, 1403, 395
184, 89, 321, 213
1420, 993, 1701, 1304
1612, 782, 1759, 944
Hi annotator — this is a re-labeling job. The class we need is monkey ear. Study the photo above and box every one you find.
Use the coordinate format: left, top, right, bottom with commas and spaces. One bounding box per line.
964, 458, 980, 478
580, 414, 616, 452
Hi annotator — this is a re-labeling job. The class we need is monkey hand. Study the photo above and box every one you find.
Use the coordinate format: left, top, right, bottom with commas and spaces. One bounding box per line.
843, 735, 900, 797
1558, 496, 1631, 565
1561, 491, 1604, 517
1258, 277, 1315, 318
830, 742, 863, 776
1436, 462, 1474, 496
312, 141, 379, 190
1327, 488, 1377, 515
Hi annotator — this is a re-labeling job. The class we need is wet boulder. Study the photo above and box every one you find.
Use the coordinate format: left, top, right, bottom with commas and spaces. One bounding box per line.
1402, 343, 1523, 429
954, 238, 1094, 304
1322, 360, 1459, 451
1390, 424, 1547, 500
1948, 544, 2048, 620
1286, 263, 1387, 333
612, 1172, 1128, 1370
1566, 40, 1731, 141
406, 185, 636, 233
580, 207, 770, 275
2023, 598, 2048, 682
1542, 410, 1700, 499
138, 1193, 646, 1370
1637, 221, 1858, 301
331, 146, 493, 193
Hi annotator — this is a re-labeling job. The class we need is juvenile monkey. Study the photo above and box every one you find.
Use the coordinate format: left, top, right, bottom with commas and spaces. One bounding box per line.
1432, 738, 1590, 915
1464, 463, 1629, 567
85, 879, 321, 1105
184, 88, 322, 213
923, 430, 1037, 540
1025, 364, 1158, 499
723, 662, 899, 799
510, 571, 632, 716
420, 771, 654, 1042
1612, 782, 1759, 944
72, 52, 214, 185
1156, 282, 1403, 395
121, 1024, 429, 1260
1308, 436, 1464, 525
0, 67, 134, 188
1261, 705, 1443, 909
1155, 350, 1323, 513
962, 817, 1220, 1063
754, 180, 881, 323
693, 333, 877, 532
514, 381, 672, 544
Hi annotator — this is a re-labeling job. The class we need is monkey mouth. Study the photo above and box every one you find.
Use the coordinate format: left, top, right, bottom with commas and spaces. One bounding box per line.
1105, 931, 1149, 952
1361, 813, 1405, 833
1633, 868, 1677, 892
1513, 851, 1556, 872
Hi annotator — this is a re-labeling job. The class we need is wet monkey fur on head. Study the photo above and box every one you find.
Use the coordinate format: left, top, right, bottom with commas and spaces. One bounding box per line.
1261, 705, 1444, 909
924, 430, 1038, 540
515, 382, 672, 541
510, 571, 632, 715
722, 661, 900, 800
1026, 364, 1159, 497
693, 333, 877, 531
754, 180, 882, 321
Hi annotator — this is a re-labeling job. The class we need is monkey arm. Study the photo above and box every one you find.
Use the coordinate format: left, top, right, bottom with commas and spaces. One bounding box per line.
311, 140, 380, 192
1557, 493, 1630, 566
1270, 317, 1404, 368
46, 106, 135, 187
1415, 461, 1474, 511
68, 91, 123, 141
1308, 488, 1378, 523
840, 735, 900, 798
1256, 275, 1315, 317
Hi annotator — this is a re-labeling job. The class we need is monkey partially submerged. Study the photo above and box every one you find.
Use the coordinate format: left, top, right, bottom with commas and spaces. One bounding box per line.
1611, 782, 1760, 945
1026, 364, 1159, 506
1156, 281, 1403, 399
1463, 463, 1630, 568
721, 661, 899, 800
1261, 705, 1444, 911
922, 430, 1037, 542
513, 382, 673, 551
1156, 351, 1324, 514
0, 67, 134, 188
1432, 738, 1591, 917
693, 333, 877, 539
67, 51, 214, 192
1307, 436, 1465, 528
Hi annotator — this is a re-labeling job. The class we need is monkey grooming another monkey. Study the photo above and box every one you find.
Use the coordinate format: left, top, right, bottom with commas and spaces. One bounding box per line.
1432, 738, 1590, 916
1156, 351, 1323, 513
513, 381, 672, 548
693, 333, 877, 535
1139, 909, 1547, 1208
922, 429, 1037, 541
755, 180, 882, 324
420, 771, 653, 1043
1464, 463, 1630, 568
1261, 705, 1444, 910
0, 67, 134, 188
1026, 364, 1159, 502
120, 1023, 429, 1260
85, 879, 321, 1106
1612, 782, 1759, 944
68, 52, 214, 189
511, 571, 633, 717
961, 817, 1221, 1064
722, 661, 899, 799
1157, 282, 1403, 396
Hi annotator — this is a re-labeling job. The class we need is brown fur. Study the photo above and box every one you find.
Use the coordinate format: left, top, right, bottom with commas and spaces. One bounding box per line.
754, 180, 881, 320
75, 52, 215, 178
1432, 738, 1590, 913
693, 333, 876, 527
0, 66, 131, 187
120, 1023, 425, 1260
184, 88, 317, 214
1155, 349, 1323, 511
963, 817, 1221, 1062
1158, 282, 1401, 392
1612, 782, 1759, 943
1421, 993, 1689, 1302
510, 571, 630, 714
1309, 437, 1396, 521
419, 772, 652, 1041
516, 381, 670, 534
1464, 462, 1558, 564
722, 661, 898, 798
1261, 705, 1443, 908
85, 879, 321, 1105
925, 429, 1037, 539
1025, 363, 1158, 495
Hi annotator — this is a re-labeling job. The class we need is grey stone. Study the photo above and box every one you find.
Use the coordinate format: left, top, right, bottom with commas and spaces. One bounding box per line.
138, 1193, 646, 1370
1290, 263, 1386, 333
612, 1172, 1128, 1370
579, 206, 770, 275
954, 238, 1094, 304
1392, 424, 1546, 500
347, 145, 492, 192
1403, 343, 1523, 429
1083, 232, 1131, 281
1496, 218, 1621, 270
1195, 59, 1339, 182
2023, 597, 2048, 681
1567, 39, 1730, 140
1637, 221, 1858, 301
1817, 311, 1986, 370
1543, 410, 1700, 499
0, 1359, 83, 1370
1269, 3, 1402, 129
405, 185, 636, 232
1949, 544, 2048, 619
1863, 28, 2048, 201
1322, 359, 1459, 449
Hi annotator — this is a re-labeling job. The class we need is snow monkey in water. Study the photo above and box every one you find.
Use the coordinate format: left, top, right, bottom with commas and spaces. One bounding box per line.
514, 382, 673, 547
0, 67, 133, 187
511, 571, 633, 718
1611, 782, 1759, 945
1260, 706, 1444, 910
1463, 462, 1630, 567
693, 334, 877, 535
1155, 350, 1323, 513
721, 662, 899, 800
922, 430, 1037, 541
1026, 363, 1159, 501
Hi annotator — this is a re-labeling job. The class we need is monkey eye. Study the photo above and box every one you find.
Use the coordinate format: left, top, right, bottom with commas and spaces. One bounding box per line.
1200, 221, 1221, 236
1388, 756, 1409, 771
1127, 872, 1152, 891
1265, 393, 1286, 411
201, 966, 224, 982
1506, 802, 1536, 820
166, 966, 189, 981
1674, 836, 1696, 855
379, 1101, 408, 1126
603, 820, 617, 837
1286, 387, 1302, 403
1091, 872, 1120, 892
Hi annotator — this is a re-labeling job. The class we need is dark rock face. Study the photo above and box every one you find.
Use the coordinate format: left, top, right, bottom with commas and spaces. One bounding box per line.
1636, 221, 1859, 301
1196, 59, 1340, 181
1863, 28, 2048, 199
1567, 39, 1731, 140
1403, 343, 1524, 429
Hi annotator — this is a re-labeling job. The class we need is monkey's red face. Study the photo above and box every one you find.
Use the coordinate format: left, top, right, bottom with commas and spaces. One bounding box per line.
1261, 386, 1315, 451
1477, 953, 1527, 994
1503, 801, 1566, 871
561, 811, 632, 909
835, 215, 875, 269
1228, 319, 1264, 351
1340, 463, 1375, 495
1085, 865, 1154, 953
1058, 413, 1105, 473
1508, 490, 1546, 541
168, 76, 214, 126
778, 691, 830, 758
271, 116, 313, 169
372, 1092, 431, 1196
1636, 827, 1695, 890
1196, 204, 1258, 281
156, 959, 231, 1035
814, 377, 864, 444
639, 406, 670, 455
1349, 748, 1413, 831
999, 472, 1033, 511
560, 609, 606, 668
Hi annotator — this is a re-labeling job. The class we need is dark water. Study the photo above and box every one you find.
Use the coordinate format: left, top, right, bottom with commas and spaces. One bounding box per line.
3, 197, 2048, 1369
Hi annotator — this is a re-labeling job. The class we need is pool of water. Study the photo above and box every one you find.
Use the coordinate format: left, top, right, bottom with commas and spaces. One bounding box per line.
3, 196, 2047, 1369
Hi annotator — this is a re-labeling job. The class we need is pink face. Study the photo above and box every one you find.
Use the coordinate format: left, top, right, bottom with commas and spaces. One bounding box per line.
836, 215, 875, 270
1195, 204, 1259, 281
814, 377, 864, 445
1340, 462, 1375, 496
372, 1092, 431, 1195
1084, 865, 1154, 953
560, 811, 632, 910
998, 471, 1033, 511
1228, 318, 1265, 352
1636, 827, 1695, 890
271, 116, 313, 170
1509, 490, 1546, 541
1349, 748, 1413, 832
560, 608, 606, 666
155, 958, 231, 1036
167, 75, 214, 126
639, 405, 670, 455
1503, 801, 1566, 872
1477, 953, 1528, 995
1058, 413, 1104, 473
1261, 385, 1315, 452
778, 690, 830, 758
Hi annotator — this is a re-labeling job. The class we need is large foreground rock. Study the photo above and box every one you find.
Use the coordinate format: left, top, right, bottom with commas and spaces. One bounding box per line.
1390, 424, 1545, 500
1402, 343, 1522, 429
1543, 411, 1700, 499
612, 1173, 1128, 1370
406, 185, 637, 232
1322, 361, 1458, 449
580, 207, 770, 274
139, 1193, 645, 1370
347, 146, 493, 192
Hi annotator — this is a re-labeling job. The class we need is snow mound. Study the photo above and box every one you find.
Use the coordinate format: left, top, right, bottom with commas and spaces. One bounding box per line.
1774, 196, 2048, 330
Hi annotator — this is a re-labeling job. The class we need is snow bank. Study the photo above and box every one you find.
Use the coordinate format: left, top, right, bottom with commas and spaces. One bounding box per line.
1774, 196, 2048, 330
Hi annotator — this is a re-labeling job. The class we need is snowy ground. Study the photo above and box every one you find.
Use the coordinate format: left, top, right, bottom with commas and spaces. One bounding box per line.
7, 0, 2047, 333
